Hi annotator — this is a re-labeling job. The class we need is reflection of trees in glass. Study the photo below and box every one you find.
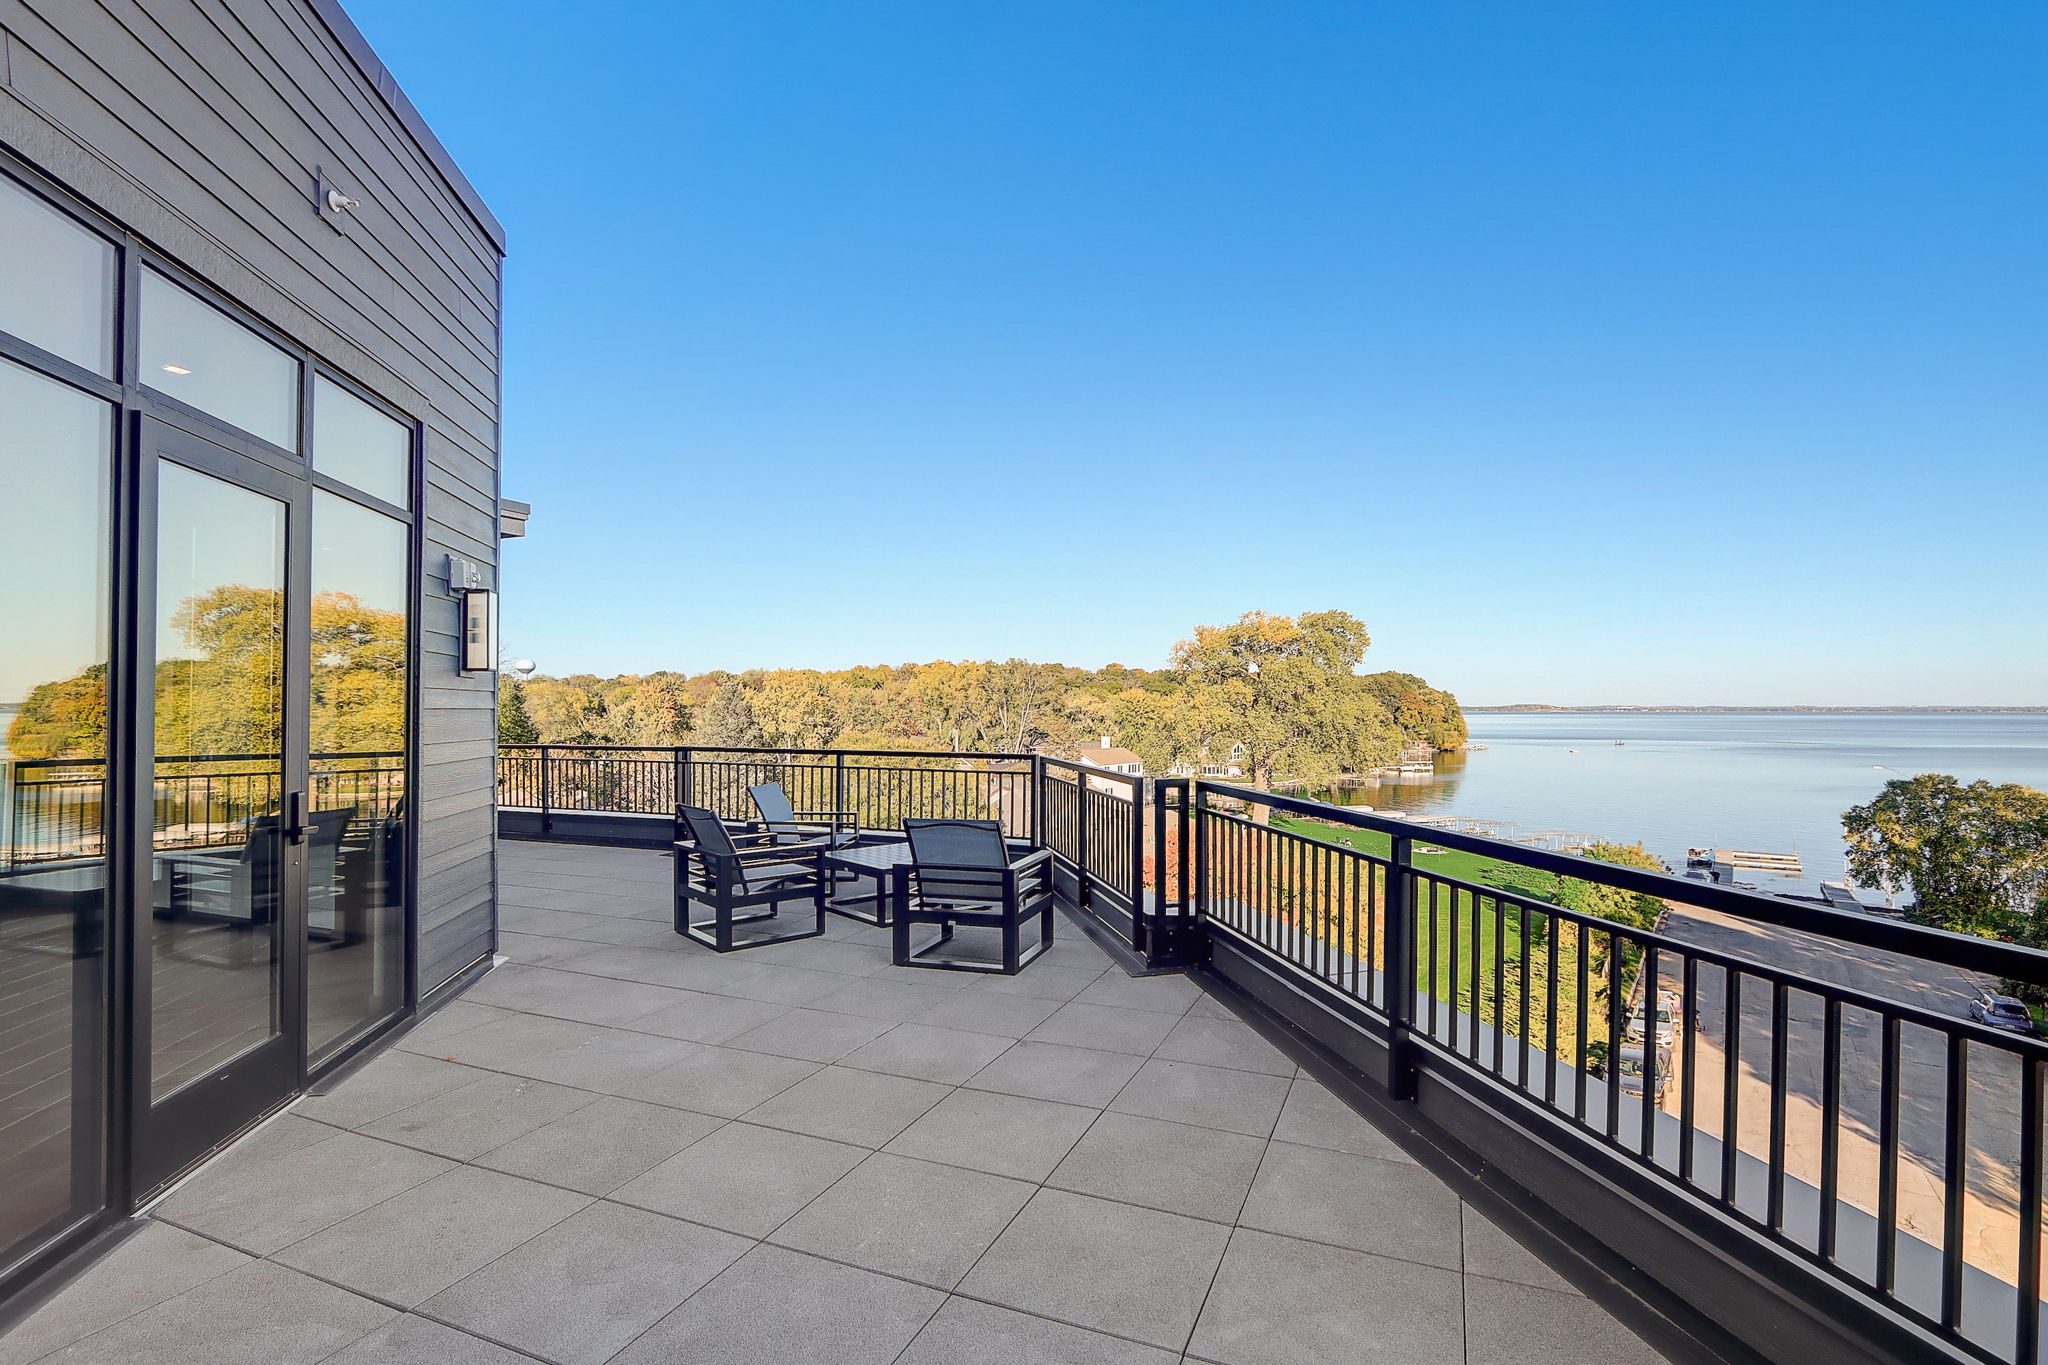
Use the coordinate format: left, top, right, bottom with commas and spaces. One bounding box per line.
15, 585, 403, 766
7, 665, 108, 760
154, 583, 284, 758
311, 590, 406, 759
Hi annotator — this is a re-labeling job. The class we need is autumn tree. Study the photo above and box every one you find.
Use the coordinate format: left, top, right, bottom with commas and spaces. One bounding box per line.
6, 666, 107, 760
1359, 671, 1468, 752
521, 676, 609, 744
695, 678, 763, 749
309, 591, 406, 759
607, 673, 692, 746
1843, 774, 2048, 936
154, 583, 285, 759
1116, 610, 1402, 821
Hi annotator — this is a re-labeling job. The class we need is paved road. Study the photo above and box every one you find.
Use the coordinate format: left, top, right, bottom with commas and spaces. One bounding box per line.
1655, 904, 2028, 1283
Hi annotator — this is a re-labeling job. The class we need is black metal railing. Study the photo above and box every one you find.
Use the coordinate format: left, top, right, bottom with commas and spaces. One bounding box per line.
497, 744, 1145, 946
1185, 779, 2048, 1365
6, 752, 405, 865
491, 743, 2048, 1360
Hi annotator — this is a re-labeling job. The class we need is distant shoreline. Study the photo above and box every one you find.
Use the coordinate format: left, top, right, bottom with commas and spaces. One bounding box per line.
1466, 705, 2047, 714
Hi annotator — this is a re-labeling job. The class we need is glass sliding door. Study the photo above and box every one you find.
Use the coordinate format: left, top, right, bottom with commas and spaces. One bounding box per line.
0, 357, 112, 1277
0, 166, 423, 1253
148, 461, 289, 1097
135, 425, 306, 1191
307, 492, 410, 1060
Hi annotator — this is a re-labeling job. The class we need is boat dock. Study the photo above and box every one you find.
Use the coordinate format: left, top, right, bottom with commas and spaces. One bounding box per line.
1686, 847, 1803, 874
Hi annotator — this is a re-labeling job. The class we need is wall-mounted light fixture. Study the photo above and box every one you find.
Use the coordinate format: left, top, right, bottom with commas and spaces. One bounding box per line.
448, 554, 496, 673
460, 587, 497, 673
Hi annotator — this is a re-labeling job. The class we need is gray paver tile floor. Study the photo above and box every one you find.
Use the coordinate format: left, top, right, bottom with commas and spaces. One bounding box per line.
1, 842, 1668, 1365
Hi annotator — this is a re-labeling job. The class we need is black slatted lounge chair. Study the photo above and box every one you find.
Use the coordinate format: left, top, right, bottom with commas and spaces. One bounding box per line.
749, 782, 859, 849
894, 817, 1053, 974
673, 803, 827, 951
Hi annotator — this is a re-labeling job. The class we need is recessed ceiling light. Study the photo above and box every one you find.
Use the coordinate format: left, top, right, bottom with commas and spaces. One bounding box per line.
160, 364, 192, 375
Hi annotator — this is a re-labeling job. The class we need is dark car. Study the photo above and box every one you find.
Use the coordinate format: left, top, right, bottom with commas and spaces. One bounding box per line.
1969, 992, 2040, 1036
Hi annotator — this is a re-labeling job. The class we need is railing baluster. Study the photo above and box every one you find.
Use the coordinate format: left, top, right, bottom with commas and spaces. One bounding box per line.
1768, 982, 1790, 1230
1820, 996, 1843, 1261
1384, 832, 1416, 1101
1642, 946, 1661, 1159
1605, 927, 1623, 1141
1878, 1015, 1902, 1296
1680, 954, 1697, 1184
1942, 1032, 1969, 1331
2020, 1056, 2042, 1364
1722, 969, 1742, 1208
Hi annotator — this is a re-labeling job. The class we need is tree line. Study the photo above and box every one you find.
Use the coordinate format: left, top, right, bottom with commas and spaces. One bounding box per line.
498, 609, 1467, 784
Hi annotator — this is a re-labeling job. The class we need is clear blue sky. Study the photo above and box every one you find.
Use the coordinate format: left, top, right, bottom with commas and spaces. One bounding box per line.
348, 0, 2045, 705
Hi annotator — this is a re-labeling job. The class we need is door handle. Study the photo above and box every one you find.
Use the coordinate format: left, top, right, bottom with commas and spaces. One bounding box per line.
285, 791, 310, 845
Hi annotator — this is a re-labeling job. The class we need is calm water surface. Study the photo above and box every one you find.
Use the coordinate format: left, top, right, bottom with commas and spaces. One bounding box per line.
1324, 713, 2048, 895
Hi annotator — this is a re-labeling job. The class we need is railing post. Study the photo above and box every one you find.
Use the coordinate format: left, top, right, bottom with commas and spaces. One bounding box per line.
1384, 833, 1418, 1101
1031, 754, 1046, 848
0, 757, 14, 869
833, 751, 848, 825
1075, 769, 1092, 912
1132, 778, 1150, 958
679, 746, 694, 809
538, 745, 553, 837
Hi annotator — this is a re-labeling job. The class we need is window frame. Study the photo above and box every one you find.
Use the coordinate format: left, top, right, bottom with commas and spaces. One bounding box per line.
0, 149, 430, 1302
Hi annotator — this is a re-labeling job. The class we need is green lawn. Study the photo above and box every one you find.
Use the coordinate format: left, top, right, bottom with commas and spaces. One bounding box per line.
1270, 815, 1561, 903
1269, 814, 1615, 1046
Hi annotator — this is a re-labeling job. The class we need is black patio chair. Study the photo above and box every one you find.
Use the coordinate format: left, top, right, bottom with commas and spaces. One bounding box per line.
749, 782, 859, 849
893, 817, 1053, 974
673, 803, 827, 952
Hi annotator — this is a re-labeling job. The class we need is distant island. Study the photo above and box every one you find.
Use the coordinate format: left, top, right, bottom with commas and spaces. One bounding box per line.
1467, 704, 2047, 713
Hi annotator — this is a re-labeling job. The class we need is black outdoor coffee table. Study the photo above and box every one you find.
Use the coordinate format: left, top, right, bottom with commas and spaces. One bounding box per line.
820, 842, 912, 927
821, 838, 1035, 928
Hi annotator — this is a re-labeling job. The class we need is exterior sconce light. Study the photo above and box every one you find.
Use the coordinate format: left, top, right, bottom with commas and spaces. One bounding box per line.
460, 588, 497, 673
447, 554, 496, 673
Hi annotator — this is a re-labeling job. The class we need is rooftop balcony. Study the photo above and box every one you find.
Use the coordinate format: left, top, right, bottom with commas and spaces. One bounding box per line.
6, 743, 2043, 1365
1, 836, 1661, 1365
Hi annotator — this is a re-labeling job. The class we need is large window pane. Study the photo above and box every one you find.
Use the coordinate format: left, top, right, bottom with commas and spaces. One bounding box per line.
313, 377, 411, 507
307, 492, 409, 1059
0, 358, 110, 1269
140, 271, 300, 451
0, 177, 115, 375
149, 464, 286, 1099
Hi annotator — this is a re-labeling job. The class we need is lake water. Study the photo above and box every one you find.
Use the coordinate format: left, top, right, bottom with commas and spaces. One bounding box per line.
1321, 712, 2048, 896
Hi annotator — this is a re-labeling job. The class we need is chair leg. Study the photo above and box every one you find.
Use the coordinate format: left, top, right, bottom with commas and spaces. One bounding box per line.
892, 909, 911, 966
1002, 914, 1020, 974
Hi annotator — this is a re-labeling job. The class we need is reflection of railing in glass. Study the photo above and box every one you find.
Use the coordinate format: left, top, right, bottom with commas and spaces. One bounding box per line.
4, 752, 404, 866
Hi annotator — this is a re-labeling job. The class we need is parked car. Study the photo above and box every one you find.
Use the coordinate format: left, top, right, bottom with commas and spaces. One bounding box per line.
1968, 992, 2040, 1036
1617, 1044, 1672, 1103
1626, 1008, 1675, 1047
1626, 993, 1678, 1047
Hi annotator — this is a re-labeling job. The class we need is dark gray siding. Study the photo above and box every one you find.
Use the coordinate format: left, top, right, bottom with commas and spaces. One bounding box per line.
0, 0, 504, 991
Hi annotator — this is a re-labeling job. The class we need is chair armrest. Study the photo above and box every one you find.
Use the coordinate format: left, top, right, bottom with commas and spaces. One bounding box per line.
1005, 848, 1054, 874
793, 809, 858, 821
734, 841, 825, 861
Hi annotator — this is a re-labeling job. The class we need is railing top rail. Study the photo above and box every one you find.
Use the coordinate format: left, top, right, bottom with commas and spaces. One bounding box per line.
1039, 756, 1143, 789
16, 750, 407, 771
1193, 779, 2048, 984
498, 743, 1038, 763
1393, 864, 2048, 1054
